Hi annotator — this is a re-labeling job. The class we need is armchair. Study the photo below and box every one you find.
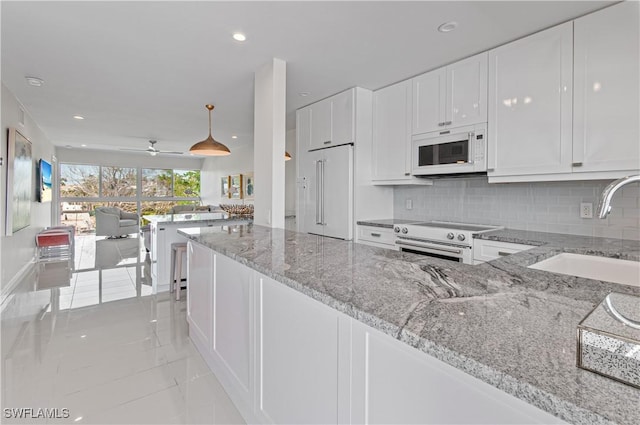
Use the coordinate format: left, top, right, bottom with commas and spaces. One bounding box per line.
95, 207, 139, 238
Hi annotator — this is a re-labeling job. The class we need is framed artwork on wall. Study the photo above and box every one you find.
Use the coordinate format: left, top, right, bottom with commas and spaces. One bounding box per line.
5, 128, 33, 236
243, 173, 254, 200
230, 174, 243, 199
221, 176, 230, 198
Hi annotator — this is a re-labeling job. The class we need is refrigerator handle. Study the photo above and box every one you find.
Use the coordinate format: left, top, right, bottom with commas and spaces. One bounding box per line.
315, 160, 322, 225
321, 159, 326, 226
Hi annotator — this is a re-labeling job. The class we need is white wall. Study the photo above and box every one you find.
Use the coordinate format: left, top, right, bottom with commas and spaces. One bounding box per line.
55, 148, 203, 170
1, 83, 56, 296
201, 144, 254, 206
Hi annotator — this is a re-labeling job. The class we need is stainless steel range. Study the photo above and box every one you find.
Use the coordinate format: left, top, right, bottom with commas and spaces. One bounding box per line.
393, 221, 502, 264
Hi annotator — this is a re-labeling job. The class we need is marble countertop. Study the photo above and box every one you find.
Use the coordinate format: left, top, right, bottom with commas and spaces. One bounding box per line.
178, 224, 640, 425
143, 212, 252, 225
356, 218, 422, 228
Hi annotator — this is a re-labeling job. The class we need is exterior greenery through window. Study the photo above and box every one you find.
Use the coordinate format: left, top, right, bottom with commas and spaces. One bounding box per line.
59, 164, 201, 233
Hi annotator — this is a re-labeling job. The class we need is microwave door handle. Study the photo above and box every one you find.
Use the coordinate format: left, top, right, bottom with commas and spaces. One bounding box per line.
320, 160, 325, 225
315, 160, 322, 225
467, 132, 475, 164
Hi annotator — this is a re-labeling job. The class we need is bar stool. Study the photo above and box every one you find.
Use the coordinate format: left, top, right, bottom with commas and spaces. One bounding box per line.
170, 242, 188, 300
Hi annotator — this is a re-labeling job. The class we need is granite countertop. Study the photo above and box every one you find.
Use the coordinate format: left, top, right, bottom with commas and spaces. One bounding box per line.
356, 218, 422, 228
143, 212, 252, 225
178, 224, 640, 425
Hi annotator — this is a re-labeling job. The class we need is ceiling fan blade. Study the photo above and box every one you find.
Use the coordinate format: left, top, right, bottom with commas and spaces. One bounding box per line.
119, 148, 150, 152
157, 151, 184, 155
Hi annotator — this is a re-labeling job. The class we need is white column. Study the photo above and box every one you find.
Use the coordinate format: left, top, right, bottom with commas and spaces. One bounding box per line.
253, 58, 286, 228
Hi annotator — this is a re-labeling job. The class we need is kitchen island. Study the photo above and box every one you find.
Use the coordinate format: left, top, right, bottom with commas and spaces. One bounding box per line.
143, 212, 251, 293
179, 223, 640, 425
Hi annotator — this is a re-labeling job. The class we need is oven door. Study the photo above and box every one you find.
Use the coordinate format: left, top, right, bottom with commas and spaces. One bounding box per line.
412, 124, 486, 175
396, 237, 472, 263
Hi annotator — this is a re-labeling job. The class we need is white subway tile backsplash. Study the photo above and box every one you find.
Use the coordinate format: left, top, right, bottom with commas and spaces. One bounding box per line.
394, 177, 640, 240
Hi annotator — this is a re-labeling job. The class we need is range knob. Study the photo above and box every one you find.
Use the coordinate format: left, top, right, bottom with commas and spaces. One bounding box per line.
393, 226, 400, 233
457, 234, 466, 241
401, 227, 408, 234
446, 232, 455, 240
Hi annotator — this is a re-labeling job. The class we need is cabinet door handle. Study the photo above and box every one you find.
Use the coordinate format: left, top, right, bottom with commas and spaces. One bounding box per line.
498, 251, 510, 257
444, 121, 452, 126
370, 232, 381, 237
438, 122, 445, 127
324, 140, 331, 145
404, 172, 410, 176
572, 162, 583, 167
487, 168, 495, 172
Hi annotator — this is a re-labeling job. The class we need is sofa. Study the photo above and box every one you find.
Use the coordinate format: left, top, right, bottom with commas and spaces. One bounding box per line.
95, 207, 139, 237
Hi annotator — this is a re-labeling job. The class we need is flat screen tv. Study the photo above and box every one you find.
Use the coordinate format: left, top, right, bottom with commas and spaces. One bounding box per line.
37, 158, 52, 203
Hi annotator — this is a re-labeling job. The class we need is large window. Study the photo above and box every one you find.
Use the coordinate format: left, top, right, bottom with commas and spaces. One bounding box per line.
59, 164, 201, 232
60, 164, 100, 197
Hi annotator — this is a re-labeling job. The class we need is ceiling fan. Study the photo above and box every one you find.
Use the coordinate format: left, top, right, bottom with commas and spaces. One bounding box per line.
120, 140, 183, 156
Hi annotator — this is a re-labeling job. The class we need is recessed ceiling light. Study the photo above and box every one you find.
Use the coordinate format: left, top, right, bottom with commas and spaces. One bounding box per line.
73, 115, 84, 120
233, 33, 246, 42
81, 144, 87, 147
299, 92, 310, 97
231, 135, 238, 139
25, 76, 44, 87
437, 21, 458, 33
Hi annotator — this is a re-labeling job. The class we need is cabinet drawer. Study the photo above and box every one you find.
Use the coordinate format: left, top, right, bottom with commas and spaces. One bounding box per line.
474, 239, 535, 262
358, 226, 396, 245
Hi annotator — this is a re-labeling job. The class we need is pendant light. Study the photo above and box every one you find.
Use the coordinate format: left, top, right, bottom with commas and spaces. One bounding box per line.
189, 104, 231, 156
285, 151, 292, 161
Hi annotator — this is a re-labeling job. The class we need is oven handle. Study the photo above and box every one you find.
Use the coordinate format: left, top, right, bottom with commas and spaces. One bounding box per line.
395, 239, 464, 255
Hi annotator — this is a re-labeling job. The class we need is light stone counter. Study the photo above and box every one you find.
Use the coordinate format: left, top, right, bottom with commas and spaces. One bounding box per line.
179, 224, 640, 425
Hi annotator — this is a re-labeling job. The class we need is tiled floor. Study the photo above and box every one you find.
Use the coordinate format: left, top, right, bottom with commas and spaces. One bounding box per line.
1, 235, 245, 424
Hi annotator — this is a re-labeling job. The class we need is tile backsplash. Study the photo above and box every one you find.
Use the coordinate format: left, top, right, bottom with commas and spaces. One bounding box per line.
394, 177, 640, 240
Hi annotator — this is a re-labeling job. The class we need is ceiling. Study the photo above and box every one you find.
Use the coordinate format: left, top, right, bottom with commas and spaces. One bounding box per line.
2, 1, 612, 155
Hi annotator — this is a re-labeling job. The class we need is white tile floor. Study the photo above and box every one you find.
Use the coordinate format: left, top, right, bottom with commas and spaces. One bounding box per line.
1, 235, 245, 424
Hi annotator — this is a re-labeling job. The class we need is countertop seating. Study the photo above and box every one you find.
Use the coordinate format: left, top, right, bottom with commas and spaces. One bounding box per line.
95, 207, 139, 238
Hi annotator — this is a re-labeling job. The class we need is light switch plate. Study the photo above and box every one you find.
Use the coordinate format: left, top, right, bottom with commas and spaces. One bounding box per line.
405, 199, 413, 210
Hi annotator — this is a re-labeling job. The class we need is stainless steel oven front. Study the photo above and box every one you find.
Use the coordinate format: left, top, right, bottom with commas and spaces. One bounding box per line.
395, 236, 473, 264
412, 123, 487, 176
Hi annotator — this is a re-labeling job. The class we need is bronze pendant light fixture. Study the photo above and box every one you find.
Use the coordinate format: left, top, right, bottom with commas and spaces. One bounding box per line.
285, 151, 292, 161
189, 104, 231, 156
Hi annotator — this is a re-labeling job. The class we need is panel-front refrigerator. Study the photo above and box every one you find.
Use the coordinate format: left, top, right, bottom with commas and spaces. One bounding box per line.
298, 144, 353, 240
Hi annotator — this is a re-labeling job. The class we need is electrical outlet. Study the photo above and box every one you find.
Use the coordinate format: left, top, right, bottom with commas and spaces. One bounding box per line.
405, 199, 413, 210
580, 202, 593, 219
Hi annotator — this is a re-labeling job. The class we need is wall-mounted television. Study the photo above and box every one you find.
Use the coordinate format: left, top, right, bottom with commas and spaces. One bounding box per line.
37, 158, 52, 203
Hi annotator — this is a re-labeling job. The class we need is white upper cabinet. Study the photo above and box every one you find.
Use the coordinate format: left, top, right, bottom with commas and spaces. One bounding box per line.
573, 1, 640, 174
413, 52, 487, 135
309, 100, 331, 151
372, 81, 412, 181
446, 52, 488, 128
307, 89, 355, 151
487, 22, 574, 178
412, 68, 446, 135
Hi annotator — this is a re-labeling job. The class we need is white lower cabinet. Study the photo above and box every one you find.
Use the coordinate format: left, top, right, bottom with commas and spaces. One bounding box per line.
357, 225, 398, 250
186, 241, 213, 350
187, 241, 564, 424
350, 321, 564, 424
473, 239, 536, 264
255, 275, 350, 424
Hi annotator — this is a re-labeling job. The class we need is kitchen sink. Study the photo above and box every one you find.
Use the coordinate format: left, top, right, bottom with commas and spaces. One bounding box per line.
528, 253, 640, 287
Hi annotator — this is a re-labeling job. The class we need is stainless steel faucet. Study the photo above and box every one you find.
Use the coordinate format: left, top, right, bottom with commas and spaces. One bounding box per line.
597, 175, 640, 218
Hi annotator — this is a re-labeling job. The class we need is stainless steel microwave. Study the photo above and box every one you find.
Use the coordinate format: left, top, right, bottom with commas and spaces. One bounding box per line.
412, 124, 487, 176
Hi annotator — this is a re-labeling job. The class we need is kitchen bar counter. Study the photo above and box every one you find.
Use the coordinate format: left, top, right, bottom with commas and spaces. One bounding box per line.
179, 224, 640, 425
144, 213, 251, 293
